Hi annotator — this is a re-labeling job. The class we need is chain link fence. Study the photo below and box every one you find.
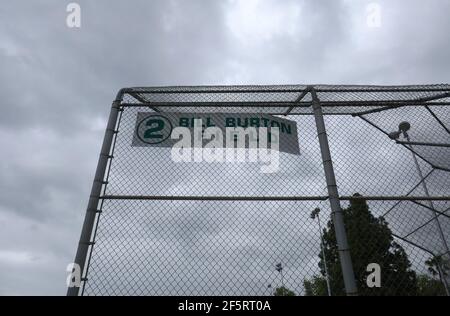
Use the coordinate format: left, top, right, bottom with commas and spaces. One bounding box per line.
71, 85, 450, 296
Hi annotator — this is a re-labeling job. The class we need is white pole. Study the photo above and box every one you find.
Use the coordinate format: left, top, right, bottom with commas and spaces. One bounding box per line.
404, 132, 450, 295
311, 87, 358, 296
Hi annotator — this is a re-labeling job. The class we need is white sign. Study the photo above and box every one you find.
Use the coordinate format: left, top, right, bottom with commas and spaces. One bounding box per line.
132, 112, 300, 155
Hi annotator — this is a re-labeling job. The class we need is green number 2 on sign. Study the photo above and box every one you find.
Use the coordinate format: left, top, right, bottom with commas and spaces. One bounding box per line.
144, 119, 164, 139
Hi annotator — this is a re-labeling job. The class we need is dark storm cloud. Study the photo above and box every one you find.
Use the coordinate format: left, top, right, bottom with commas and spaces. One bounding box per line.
0, 0, 232, 295
0, 0, 230, 131
0, 0, 449, 295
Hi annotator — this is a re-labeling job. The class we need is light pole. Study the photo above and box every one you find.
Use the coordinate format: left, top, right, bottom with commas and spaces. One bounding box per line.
275, 263, 285, 289
267, 284, 272, 296
311, 208, 332, 296
389, 121, 450, 295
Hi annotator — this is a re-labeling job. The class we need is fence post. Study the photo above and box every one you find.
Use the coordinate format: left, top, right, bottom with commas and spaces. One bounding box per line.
67, 89, 125, 296
311, 87, 358, 296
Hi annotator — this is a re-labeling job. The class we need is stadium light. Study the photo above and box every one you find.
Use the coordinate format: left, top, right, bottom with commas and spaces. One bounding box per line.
388, 121, 450, 295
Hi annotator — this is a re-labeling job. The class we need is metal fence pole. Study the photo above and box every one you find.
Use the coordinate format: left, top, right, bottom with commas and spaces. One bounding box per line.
311, 87, 358, 296
404, 133, 450, 293
67, 89, 125, 296
405, 134, 450, 254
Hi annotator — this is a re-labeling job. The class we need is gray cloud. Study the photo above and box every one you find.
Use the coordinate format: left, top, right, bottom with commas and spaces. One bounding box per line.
0, 0, 449, 295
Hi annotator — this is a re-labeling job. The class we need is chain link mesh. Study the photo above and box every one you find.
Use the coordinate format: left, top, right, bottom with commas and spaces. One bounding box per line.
79, 85, 450, 296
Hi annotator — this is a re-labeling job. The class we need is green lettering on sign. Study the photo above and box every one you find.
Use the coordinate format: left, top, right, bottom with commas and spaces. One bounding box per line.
144, 119, 164, 139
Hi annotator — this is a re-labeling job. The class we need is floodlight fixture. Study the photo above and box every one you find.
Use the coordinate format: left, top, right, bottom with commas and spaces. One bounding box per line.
310, 207, 320, 219
388, 121, 411, 140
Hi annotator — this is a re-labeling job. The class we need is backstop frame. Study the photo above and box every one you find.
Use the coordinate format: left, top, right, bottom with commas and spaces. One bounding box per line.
68, 84, 450, 296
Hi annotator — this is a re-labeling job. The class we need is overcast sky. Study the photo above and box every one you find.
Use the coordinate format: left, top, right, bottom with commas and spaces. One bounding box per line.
0, 0, 450, 295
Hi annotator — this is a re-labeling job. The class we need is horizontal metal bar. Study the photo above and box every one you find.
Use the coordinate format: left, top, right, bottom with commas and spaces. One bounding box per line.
126, 87, 450, 94
432, 165, 450, 173
417, 92, 450, 102
284, 112, 395, 116
100, 195, 450, 201
274, 112, 340, 116
121, 101, 450, 108
396, 141, 450, 148
127, 88, 310, 94
120, 109, 350, 116
121, 102, 302, 108
349, 93, 450, 117
340, 196, 450, 201
101, 195, 329, 201
315, 88, 450, 93
352, 105, 404, 116
281, 112, 353, 116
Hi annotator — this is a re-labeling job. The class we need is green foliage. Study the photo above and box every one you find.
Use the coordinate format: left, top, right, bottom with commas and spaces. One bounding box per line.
305, 194, 418, 295
303, 276, 328, 296
417, 274, 447, 296
425, 255, 450, 277
273, 286, 296, 296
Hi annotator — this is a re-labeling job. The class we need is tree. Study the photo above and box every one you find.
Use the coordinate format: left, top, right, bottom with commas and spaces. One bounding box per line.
425, 255, 450, 278
273, 286, 295, 296
304, 194, 418, 295
303, 276, 328, 296
417, 274, 447, 296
